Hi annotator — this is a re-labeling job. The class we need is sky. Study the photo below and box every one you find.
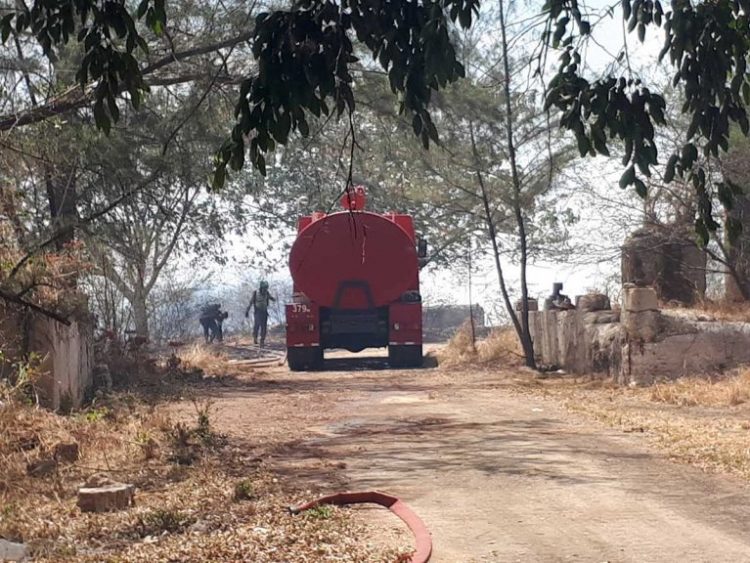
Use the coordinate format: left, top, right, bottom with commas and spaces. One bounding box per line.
196, 0, 671, 324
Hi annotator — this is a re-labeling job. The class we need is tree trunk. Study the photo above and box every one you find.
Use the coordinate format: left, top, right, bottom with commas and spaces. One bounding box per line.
468, 120, 535, 369
498, 0, 535, 369
468, 249, 477, 353
131, 292, 149, 340
44, 165, 78, 251
725, 193, 750, 301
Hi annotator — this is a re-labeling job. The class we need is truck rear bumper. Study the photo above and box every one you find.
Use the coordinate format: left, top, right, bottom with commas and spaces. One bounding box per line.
388, 302, 422, 346
286, 303, 320, 348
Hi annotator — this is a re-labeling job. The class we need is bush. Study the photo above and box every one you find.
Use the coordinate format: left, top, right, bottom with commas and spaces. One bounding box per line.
233, 478, 257, 501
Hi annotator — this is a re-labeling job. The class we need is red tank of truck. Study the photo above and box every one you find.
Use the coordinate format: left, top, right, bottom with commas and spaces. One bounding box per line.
285, 186, 424, 371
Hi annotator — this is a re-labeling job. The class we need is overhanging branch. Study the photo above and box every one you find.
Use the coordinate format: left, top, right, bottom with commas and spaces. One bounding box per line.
0, 287, 71, 325
0, 29, 254, 132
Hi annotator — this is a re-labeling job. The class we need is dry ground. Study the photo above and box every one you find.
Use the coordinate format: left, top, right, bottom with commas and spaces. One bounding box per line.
0, 345, 409, 562
170, 343, 750, 562
5, 339, 750, 562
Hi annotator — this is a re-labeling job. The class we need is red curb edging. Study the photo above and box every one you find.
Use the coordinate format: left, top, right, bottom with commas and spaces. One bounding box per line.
289, 491, 432, 563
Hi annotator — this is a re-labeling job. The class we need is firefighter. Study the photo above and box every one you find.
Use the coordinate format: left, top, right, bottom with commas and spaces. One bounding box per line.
214, 310, 229, 342
199, 304, 227, 343
245, 280, 275, 346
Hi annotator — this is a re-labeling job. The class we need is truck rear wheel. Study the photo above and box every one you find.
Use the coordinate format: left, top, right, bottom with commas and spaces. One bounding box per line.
288, 347, 323, 371
388, 345, 423, 368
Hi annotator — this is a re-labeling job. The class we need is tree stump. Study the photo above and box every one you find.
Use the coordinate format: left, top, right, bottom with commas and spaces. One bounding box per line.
77, 480, 135, 512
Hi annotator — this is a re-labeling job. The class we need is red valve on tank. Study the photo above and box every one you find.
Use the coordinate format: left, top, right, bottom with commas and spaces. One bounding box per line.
341, 185, 366, 211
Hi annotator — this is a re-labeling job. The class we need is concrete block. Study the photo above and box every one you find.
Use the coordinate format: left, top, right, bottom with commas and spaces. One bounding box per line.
623, 286, 658, 312
583, 311, 620, 325
622, 310, 661, 342
576, 293, 611, 312
0, 540, 28, 562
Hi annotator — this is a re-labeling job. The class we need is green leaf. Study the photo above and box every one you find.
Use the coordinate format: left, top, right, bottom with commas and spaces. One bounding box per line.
136, 0, 149, 19
257, 154, 267, 176
681, 143, 698, 167
634, 177, 647, 198
424, 116, 439, 143
93, 99, 111, 135
230, 143, 245, 171
686, 112, 700, 140
1, 14, 13, 43
718, 182, 734, 211
622, 139, 634, 166
212, 164, 226, 191
412, 114, 423, 136
576, 134, 591, 157
298, 118, 310, 137
739, 114, 750, 136
619, 165, 636, 189
130, 87, 141, 110
591, 124, 609, 155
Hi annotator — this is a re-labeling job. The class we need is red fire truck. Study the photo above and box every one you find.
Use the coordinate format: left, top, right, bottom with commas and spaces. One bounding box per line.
285, 186, 425, 371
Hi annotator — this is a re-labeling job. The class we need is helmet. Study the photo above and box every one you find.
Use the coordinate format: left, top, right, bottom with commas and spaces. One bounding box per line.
259, 280, 269, 290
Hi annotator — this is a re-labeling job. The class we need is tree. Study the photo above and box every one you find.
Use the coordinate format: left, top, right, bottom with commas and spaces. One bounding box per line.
542, 0, 750, 243
719, 133, 750, 299
77, 84, 250, 338
0, 0, 257, 328
0, 0, 478, 191
240, 11, 576, 365
10, 0, 750, 248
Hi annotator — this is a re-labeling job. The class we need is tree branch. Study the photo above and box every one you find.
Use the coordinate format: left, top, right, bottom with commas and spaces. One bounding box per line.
0, 29, 255, 132
0, 287, 71, 325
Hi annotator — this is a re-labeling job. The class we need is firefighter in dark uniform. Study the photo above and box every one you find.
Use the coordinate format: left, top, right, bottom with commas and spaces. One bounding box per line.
199, 304, 228, 343
245, 280, 275, 346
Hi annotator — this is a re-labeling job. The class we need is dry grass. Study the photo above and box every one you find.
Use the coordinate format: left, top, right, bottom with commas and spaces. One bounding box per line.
665, 299, 750, 322
477, 327, 523, 364
439, 322, 522, 367
649, 368, 750, 407
0, 389, 407, 561
533, 369, 750, 480
178, 343, 229, 374
562, 390, 750, 480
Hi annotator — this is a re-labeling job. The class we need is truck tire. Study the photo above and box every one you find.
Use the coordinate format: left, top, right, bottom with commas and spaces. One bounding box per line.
288, 347, 324, 371
388, 345, 423, 368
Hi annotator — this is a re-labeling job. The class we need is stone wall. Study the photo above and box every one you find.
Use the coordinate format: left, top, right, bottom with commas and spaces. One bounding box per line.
0, 304, 93, 410
529, 310, 622, 375
528, 286, 750, 385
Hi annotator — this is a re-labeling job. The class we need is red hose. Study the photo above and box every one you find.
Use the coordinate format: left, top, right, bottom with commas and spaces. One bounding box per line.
289, 491, 431, 563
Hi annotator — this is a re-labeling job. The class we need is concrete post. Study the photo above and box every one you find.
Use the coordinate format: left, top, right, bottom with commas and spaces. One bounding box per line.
621, 286, 660, 342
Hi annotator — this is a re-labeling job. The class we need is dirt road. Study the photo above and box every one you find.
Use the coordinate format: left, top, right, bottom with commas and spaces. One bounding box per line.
200, 350, 750, 562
